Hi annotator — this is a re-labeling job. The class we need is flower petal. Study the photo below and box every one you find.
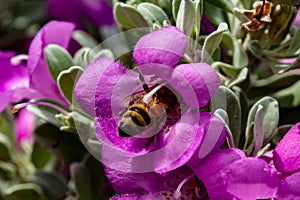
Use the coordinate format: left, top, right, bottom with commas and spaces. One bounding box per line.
226, 158, 279, 200
28, 20, 75, 106
273, 122, 300, 174
0, 51, 29, 92
133, 26, 187, 68
174, 63, 220, 108
104, 165, 192, 194
188, 148, 246, 200
138, 62, 219, 109
15, 108, 35, 146
75, 58, 115, 116
276, 172, 300, 199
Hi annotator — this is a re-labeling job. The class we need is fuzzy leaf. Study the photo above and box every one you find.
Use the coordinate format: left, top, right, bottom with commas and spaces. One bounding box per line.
137, 3, 170, 27
44, 44, 74, 81
3, 183, 45, 200
211, 86, 242, 146
70, 163, 93, 200
172, 0, 181, 21
202, 23, 228, 62
273, 80, 300, 107
114, 3, 149, 29
57, 66, 83, 104
245, 97, 279, 150
72, 31, 98, 48
204, 0, 234, 13
176, 0, 195, 36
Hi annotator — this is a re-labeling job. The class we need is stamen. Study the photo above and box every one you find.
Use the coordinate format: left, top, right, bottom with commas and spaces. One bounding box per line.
10, 54, 29, 65
11, 99, 69, 115
143, 83, 166, 104
173, 174, 195, 199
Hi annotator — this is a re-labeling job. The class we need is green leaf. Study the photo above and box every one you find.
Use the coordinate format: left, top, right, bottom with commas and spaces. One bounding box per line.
74, 47, 94, 67
29, 172, 68, 200
3, 183, 45, 200
253, 105, 264, 155
201, 23, 228, 63
0, 134, 11, 160
245, 97, 279, 150
137, 3, 171, 27
27, 100, 64, 127
176, 0, 195, 36
31, 142, 52, 170
72, 31, 98, 48
44, 44, 74, 81
204, 0, 234, 13
57, 66, 83, 104
172, 0, 181, 21
34, 123, 87, 165
0, 161, 17, 179
211, 86, 242, 146
194, 0, 203, 37
233, 39, 249, 68
287, 27, 300, 56
70, 163, 93, 200
114, 3, 149, 29
228, 68, 248, 88
273, 80, 300, 107
272, 124, 293, 147
247, 40, 264, 59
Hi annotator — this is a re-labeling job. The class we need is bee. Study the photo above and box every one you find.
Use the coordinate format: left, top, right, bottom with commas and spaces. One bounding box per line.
118, 83, 182, 137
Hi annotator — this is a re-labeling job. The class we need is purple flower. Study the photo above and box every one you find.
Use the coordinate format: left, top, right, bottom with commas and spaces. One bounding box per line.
27, 20, 76, 106
0, 51, 40, 112
15, 108, 35, 148
47, 0, 114, 28
75, 26, 222, 175
188, 148, 280, 200
273, 122, 300, 174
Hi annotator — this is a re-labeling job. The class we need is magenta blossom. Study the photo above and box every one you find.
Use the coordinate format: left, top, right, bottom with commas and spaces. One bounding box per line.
0, 51, 40, 112
75, 26, 223, 175
27, 20, 76, 106
47, 0, 114, 28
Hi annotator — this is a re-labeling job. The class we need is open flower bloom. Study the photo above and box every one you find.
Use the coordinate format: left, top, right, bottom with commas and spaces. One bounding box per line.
47, 0, 114, 28
0, 51, 40, 112
27, 20, 76, 106
75, 26, 223, 175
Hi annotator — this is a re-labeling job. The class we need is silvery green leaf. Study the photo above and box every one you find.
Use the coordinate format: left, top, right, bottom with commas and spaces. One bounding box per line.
245, 97, 279, 152
228, 68, 248, 88
57, 66, 83, 104
3, 183, 45, 200
34, 123, 86, 164
31, 142, 52, 169
176, 0, 195, 36
29, 172, 68, 200
27, 102, 63, 128
202, 23, 228, 63
194, 0, 203, 36
172, 0, 181, 21
93, 49, 114, 60
247, 40, 264, 59
70, 163, 93, 200
233, 39, 248, 68
204, 0, 234, 13
273, 80, 300, 107
0, 161, 17, 179
114, 3, 149, 29
211, 86, 242, 146
72, 30, 98, 48
44, 44, 74, 81
253, 105, 264, 155
74, 47, 94, 67
137, 3, 170, 27
212, 61, 241, 76
232, 86, 249, 132
214, 109, 235, 148
249, 69, 300, 97
287, 27, 300, 55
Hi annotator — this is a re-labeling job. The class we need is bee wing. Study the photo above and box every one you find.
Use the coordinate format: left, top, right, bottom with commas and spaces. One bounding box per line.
121, 90, 146, 107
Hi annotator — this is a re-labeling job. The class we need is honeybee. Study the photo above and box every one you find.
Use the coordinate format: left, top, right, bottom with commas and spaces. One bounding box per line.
118, 83, 182, 137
